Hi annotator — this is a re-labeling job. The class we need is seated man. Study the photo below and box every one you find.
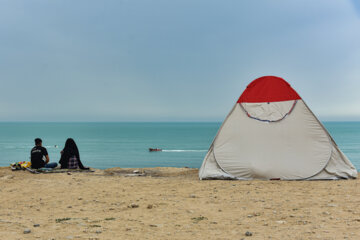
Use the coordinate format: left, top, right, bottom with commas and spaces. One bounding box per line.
30, 138, 58, 169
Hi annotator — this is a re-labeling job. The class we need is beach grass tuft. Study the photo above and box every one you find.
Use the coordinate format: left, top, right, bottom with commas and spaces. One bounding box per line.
89, 224, 102, 228
191, 216, 207, 223
55, 217, 71, 223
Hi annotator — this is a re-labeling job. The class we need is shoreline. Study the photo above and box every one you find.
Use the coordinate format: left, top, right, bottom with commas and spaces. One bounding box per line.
0, 167, 359, 239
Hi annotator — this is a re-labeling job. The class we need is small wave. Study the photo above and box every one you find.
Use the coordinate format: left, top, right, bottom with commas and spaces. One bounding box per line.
4, 145, 33, 149
45, 145, 60, 149
162, 150, 207, 152
4, 146, 16, 149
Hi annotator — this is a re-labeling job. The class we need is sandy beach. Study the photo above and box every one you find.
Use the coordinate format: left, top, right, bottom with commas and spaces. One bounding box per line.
0, 167, 359, 240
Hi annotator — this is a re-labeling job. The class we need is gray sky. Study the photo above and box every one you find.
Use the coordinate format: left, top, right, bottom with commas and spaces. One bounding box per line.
1, 0, 360, 121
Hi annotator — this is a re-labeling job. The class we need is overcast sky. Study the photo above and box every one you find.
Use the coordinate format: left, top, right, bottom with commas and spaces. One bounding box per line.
1, 0, 360, 121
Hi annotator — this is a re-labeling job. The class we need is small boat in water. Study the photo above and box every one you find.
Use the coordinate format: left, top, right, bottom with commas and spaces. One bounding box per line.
149, 148, 162, 152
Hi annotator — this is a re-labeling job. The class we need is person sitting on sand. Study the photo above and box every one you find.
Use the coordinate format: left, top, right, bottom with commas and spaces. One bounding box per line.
59, 138, 88, 169
31, 138, 58, 169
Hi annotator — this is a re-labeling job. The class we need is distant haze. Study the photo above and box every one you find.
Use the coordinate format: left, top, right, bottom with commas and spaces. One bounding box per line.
1, 0, 360, 122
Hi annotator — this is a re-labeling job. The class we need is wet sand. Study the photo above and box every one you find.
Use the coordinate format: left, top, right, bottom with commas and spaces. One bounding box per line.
0, 167, 359, 240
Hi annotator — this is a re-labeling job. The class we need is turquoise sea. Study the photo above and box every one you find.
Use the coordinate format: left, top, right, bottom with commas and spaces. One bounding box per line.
0, 122, 359, 170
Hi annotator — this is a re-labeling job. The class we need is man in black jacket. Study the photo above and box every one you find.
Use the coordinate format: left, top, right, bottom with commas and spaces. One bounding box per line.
30, 138, 58, 169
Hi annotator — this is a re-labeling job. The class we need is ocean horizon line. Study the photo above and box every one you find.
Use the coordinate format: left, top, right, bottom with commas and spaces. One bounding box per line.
0, 120, 360, 123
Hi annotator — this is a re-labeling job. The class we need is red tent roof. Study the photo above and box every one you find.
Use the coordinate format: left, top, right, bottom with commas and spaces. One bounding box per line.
237, 76, 301, 103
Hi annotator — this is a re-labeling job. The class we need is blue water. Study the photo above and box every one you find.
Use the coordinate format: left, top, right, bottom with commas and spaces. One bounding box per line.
0, 122, 359, 170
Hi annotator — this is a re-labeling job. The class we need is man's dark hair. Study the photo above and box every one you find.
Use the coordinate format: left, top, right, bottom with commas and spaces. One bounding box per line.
35, 138, 42, 145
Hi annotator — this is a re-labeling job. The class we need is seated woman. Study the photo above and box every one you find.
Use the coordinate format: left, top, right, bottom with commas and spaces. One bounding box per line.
59, 138, 89, 169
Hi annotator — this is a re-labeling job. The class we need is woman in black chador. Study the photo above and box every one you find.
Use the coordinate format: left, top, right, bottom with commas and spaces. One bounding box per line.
59, 138, 88, 169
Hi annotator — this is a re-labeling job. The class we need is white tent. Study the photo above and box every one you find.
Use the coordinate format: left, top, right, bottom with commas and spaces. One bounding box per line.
199, 76, 357, 180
